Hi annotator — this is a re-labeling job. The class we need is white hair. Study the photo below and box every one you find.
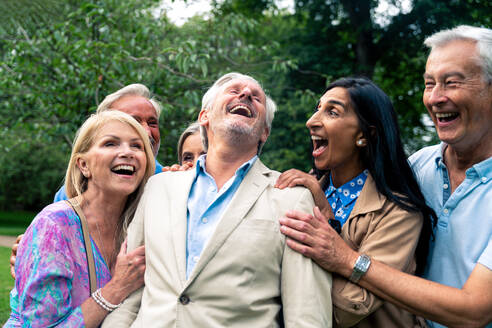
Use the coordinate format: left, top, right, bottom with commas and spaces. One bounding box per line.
199, 72, 277, 153
424, 25, 492, 83
97, 83, 162, 117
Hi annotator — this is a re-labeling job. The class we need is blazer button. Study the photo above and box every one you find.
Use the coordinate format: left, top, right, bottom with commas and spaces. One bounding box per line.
179, 295, 190, 305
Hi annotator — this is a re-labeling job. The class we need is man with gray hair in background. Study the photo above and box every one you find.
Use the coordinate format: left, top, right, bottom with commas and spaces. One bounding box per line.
53, 83, 164, 202
280, 25, 492, 328
103, 72, 332, 327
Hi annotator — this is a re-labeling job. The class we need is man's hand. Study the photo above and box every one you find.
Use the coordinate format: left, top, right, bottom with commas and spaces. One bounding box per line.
275, 169, 333, 219
10, 234, 24, 279
279, 207, 356, 276
161, 162, 193, 172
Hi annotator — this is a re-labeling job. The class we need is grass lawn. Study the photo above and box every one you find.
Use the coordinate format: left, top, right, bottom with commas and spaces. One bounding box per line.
0, 246, 13, 324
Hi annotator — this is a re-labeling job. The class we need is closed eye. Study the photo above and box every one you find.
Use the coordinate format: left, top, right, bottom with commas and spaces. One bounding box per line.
132, 142, 143, 150
424, 81, 435, 89
182, 153, 194, 162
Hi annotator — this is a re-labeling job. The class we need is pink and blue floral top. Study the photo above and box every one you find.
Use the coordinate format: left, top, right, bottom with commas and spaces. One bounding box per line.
5, 201, 112, 327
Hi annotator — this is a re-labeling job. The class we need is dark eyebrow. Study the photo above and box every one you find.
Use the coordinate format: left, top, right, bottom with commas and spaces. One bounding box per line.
327, 100, 346, 108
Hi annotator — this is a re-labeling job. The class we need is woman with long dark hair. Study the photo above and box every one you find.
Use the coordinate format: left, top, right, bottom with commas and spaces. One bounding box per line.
276, 77, 435, 327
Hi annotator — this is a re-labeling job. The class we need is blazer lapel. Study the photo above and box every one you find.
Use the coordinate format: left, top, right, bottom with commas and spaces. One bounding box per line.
169, 169, 197, 287
185, 159, 272, 286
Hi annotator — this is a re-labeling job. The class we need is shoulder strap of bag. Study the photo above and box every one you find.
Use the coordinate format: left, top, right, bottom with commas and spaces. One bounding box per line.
67, 197, 97, 294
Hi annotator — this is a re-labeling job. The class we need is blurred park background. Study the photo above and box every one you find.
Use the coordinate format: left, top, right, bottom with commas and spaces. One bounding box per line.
0, 0, 490, 321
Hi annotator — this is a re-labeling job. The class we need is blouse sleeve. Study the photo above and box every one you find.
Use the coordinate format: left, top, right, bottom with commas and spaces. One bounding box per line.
15, 209, 85, 327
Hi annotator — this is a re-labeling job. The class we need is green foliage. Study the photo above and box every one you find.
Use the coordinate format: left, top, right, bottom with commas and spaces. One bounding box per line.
0, 0, 490, 211
0, 211, 36, 227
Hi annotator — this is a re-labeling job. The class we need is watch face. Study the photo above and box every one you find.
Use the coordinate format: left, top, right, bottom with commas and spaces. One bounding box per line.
350, 254, 371, 283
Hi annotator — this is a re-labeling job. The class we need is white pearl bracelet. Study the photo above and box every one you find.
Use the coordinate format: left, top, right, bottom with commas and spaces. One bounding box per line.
91, 288, 122, 312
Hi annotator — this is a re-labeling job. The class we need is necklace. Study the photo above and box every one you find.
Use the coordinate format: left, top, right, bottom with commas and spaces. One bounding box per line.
94, 218, 113, 269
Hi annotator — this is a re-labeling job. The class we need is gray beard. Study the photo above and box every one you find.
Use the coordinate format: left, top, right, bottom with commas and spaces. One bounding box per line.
212, 120, 260, 147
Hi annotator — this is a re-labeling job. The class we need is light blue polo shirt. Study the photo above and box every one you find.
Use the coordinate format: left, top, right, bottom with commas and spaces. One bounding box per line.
185, 154, 257, 279
409, 144, 492, 328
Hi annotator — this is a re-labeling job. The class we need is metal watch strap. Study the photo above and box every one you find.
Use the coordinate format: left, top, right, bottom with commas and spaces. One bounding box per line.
349, 254, 371, 283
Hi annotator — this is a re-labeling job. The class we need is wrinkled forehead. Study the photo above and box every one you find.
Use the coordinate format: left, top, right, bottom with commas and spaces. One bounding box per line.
111, 95, 157, 118
220, 78, 266, 99
425, 39, 482, 76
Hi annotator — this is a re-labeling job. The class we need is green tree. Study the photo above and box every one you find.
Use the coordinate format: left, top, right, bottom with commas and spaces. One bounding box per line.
0, 0, 292, 210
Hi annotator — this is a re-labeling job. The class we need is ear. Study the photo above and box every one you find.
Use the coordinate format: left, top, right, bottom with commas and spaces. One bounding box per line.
198, 108, 209, 128
76, 156, 91, 179
355, 131, 367, 147
260, 126, 270, 144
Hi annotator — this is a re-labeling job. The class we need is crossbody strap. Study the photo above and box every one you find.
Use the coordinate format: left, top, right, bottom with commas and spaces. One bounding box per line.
67, 197, 97, 294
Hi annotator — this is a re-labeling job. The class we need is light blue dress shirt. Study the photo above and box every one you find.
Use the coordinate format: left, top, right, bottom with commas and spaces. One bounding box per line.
325, 169, 368, 226
410, 144, 492, 328
185, 154, 257, 278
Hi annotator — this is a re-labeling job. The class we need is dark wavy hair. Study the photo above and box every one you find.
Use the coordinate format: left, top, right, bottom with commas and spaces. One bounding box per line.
313, 77, 436, 275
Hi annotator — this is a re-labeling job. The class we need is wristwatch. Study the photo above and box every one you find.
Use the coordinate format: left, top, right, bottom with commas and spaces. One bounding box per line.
349, 254, 371, 283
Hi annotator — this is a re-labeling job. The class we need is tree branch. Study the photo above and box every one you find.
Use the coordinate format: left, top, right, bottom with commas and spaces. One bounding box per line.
127, 55, 209, 83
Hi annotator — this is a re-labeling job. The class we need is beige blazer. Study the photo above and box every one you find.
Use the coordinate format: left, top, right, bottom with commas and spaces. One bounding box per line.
103, 159, 332, 328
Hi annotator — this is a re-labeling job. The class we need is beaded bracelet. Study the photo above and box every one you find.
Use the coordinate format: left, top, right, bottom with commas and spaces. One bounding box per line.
91, 288, 122, 312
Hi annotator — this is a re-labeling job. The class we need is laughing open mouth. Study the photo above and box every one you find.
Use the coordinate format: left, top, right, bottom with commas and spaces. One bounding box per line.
436, 112, 459, 123
311, 135, 328, 157
312, 135, 328, 150
111, 164, 135, 176
228, 104, 252, 118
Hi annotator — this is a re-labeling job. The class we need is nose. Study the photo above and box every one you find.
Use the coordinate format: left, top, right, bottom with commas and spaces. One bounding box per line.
426, 84, 448, 107
306, 110, 321, 130
140, 122, 153, 139
239, 86, 253, 100
140, 122, 156, 146
119, 143, 135, 158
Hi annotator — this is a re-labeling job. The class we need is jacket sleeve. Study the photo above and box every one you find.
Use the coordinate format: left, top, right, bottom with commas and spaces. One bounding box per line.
101, 186, 148, 327
281, 188, 333, 328
333, 203, 423, 327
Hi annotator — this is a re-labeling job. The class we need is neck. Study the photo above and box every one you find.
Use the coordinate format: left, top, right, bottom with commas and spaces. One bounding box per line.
444, 140, 492, 193
204, 141, 257, 190
330, 162, 365, 188
80, 187, 127, 228
445, 137, 492, 172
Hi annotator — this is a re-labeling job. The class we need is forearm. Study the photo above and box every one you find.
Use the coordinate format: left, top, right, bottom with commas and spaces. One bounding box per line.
355, 260, 492, 327
81, 281, 130, 328
101, 287, 143, 327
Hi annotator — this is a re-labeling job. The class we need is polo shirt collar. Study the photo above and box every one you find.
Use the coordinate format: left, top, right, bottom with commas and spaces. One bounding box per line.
433, 142, 492, 182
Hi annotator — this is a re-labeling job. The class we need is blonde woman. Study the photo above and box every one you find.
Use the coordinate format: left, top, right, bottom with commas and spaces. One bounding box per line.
6, 111, 155, 327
